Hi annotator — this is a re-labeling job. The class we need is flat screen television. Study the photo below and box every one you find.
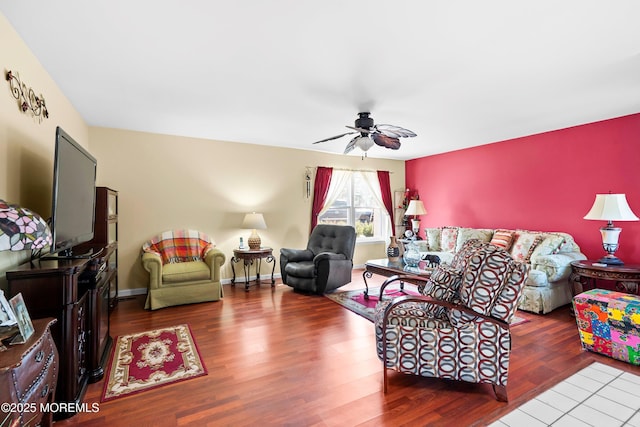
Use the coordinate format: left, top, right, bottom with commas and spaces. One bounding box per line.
48, 126, 97, 258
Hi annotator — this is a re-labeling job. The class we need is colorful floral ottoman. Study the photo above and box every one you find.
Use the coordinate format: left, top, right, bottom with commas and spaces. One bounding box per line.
573, 289, 640, 365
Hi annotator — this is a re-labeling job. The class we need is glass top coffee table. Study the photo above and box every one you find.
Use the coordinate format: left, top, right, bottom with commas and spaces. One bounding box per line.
363, 258, 434, 299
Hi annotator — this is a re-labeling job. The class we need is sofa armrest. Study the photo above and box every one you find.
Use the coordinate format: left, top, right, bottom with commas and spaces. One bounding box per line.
141, 252, 163, 290
204, 248, 226, 282
531, 252, 587, 282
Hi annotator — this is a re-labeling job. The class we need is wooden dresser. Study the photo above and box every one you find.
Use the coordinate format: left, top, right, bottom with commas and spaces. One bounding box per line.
0, 318, 58, 427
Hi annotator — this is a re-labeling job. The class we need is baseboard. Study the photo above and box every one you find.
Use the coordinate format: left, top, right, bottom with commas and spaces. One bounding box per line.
223, 273, 282, 284
117, 273, 284, 298
117, 287, 147, 297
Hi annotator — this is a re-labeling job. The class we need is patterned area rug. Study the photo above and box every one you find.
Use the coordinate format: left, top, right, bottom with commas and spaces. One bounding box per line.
325, 287, 528, 325
102, 324, 207, 402
489, 362, 640, 426
325, 287, 418, 321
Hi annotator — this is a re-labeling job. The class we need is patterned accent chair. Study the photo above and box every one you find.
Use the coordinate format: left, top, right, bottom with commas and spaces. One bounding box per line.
374, 239, 530, 401
141, 229, 225, 310
280, 224, 356, 294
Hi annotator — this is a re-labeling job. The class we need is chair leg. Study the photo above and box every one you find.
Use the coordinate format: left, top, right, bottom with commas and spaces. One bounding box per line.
382, 330, 389, 393
383, 367, 388, 393
493, 384, 508, 402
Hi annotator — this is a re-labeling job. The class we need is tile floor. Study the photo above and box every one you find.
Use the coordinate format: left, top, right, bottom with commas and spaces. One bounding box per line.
490, 362, 640, 426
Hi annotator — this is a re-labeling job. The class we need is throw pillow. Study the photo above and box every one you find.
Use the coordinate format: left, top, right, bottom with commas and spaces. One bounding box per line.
455, 228, 493, 252
529, 234, 565, 260
425, 227, 442, 251
552, 232, 580, 254
510, 232, 544, 263
440, 227, 459, 252
490, 229, 515, 250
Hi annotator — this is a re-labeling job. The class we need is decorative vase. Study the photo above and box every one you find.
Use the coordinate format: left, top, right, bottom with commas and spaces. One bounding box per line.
387, 236, 400, 262
403, 239, 421, 268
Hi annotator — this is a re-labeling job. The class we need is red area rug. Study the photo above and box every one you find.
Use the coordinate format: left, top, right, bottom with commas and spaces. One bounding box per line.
325, 287, 528, 326
102, 324, 207, 402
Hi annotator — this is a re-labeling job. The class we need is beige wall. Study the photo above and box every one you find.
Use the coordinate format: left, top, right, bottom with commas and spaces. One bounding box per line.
0, 14, 88, 283
89, 127, 405, 294
1, 11, 405, 296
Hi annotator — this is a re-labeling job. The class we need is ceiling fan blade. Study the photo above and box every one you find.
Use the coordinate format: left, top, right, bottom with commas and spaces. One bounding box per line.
314, 114, 414, 152
312, 131, 357, 144
372, 133, 401, 150
345, 125, 372, 134
375, 124, 417, 138
343, 136, 359, 154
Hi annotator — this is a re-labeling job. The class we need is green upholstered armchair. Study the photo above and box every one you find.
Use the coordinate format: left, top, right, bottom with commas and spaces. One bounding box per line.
141, 229, 225, 310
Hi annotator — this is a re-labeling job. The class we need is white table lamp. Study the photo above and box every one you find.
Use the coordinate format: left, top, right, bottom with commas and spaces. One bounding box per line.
404, 200, 427, 236
583, 193, 638, 265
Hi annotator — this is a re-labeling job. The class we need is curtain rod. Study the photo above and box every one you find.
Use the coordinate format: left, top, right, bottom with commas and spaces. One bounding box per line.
306, 166, 392, 173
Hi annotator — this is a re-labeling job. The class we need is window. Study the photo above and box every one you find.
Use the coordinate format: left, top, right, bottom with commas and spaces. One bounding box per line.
318, 171, 389, 241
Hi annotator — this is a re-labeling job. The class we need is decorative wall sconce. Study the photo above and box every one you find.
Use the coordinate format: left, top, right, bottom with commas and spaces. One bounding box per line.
5, 70, 49, 122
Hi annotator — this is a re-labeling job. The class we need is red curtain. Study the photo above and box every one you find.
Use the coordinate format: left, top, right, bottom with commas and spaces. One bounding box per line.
311, 167, 332, 231
377, 170, 394, 235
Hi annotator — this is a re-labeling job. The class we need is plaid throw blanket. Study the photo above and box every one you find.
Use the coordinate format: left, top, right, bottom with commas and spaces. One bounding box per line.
142, 229, 214, 264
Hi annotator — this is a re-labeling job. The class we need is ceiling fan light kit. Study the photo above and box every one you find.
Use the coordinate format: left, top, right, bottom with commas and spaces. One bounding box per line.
352, 135, 374, 153
313, 112, 416, 155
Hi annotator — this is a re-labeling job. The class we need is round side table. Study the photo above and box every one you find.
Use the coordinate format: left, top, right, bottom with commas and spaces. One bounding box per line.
570, 260, 640, 295
231, 248, 276, 291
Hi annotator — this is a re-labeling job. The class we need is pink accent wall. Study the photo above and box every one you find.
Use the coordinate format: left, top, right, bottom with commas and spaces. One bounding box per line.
406, 113, 640, 262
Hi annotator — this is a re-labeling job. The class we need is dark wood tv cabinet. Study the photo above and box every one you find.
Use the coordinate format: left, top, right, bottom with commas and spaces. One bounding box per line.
6, 244, 114, 420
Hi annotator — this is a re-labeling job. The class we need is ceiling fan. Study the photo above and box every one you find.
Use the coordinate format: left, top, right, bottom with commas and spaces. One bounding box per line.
312, 112, 417, 154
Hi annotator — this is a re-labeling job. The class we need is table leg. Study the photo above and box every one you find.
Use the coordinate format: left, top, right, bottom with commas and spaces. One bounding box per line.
230, 256, 238, 286
256, 258, 262, 284
616, 281, 639, 294
243, 259, 253, 292
266, 255, 276, 286
569, 271, 592, 296
362, 270, 373, 299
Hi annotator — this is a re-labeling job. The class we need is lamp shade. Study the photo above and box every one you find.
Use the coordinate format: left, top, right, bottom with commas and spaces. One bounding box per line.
0, 199, 52, 252
583, 194, 639, 221
404, 200, 427, 216
242, 212, 267, 230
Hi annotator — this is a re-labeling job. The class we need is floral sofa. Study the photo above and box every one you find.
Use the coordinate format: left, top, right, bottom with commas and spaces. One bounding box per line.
413, 227, 587, 314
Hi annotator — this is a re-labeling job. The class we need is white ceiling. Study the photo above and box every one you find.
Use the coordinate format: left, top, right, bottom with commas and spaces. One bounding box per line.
3, 1, 640, 160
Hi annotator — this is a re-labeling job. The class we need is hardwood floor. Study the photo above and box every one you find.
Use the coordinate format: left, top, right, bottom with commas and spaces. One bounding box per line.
56, 270, 639, 426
